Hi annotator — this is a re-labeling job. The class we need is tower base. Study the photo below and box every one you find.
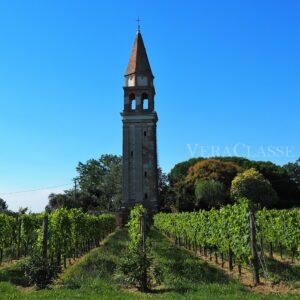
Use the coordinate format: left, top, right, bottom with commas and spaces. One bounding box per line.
117, 207, 129, 228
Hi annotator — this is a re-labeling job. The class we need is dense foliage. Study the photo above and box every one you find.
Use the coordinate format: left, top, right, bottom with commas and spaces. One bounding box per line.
256, 208, 300, 261
168, 157, 300, 211
195, 180, 227, 208
118, 205, 150, 291
0, 198, 8, 212
117, 205, 161, 291
186, 159, 240, 188
47, 154, 122, 212
284, 158, 300, 187
46, 154, 172, 213
231, 168, 279, 208
24, 255, 58, 288
0, 213, 14, 263
44, 154, 299, 213
76, 155, 122, 211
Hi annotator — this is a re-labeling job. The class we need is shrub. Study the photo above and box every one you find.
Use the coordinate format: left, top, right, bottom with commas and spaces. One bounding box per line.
231, 168, 278, 208
117, 248, 151, 288
116, 204, 161, 292
23, 255, 58, 288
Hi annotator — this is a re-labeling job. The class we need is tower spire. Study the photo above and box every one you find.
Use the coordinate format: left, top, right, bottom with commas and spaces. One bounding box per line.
125, 29, 153, 77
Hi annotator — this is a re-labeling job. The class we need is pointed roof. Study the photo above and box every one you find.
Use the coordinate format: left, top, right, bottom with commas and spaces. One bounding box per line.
125, 31, 153, 77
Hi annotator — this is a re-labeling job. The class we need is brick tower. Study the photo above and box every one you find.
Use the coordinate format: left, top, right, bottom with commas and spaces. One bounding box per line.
120, 28, 158, 218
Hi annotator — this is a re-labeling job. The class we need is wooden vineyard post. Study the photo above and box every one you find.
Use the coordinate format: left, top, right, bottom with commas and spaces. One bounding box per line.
249, 209, 260, 286
228, 246, 233, 271
141, 213, 146, 253
269, 242, 273, 258
238, 261, 242, 276
16, 215, 21, 259
221, 252, 224, 268
42, 214, 48, 259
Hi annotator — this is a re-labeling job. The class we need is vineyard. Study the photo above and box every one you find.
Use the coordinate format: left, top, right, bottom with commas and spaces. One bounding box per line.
0, 204, 299, 299
0, 209, 116, 269
154, 200, 300, 284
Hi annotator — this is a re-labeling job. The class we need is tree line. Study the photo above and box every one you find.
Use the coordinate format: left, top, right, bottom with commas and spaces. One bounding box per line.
2, 154, 297, 214
161, 156, 300, 211
45, 155, 300, 212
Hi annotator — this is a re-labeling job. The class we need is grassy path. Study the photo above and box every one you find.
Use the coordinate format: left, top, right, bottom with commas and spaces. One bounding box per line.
0, 229, 299, 299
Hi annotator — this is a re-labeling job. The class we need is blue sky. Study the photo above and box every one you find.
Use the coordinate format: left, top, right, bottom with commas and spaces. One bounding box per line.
0, 0, 299, 211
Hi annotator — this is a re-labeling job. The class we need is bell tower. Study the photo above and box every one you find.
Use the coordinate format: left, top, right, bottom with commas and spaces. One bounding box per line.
120, 28, 158, 214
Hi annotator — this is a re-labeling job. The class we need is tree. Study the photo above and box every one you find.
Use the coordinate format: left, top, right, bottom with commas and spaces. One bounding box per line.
246, 161, 298, 208
46, 190, 99, 212
167, 158, 240, 211
169, 156, 300, 209
0, 198, 8, 212
215, 157, 299, 208
195, 180, 227, 209
47, 193, 70, 210
46, 154, 122, 212
169, 157, 205, 186
283, 158, 300, 187
158, 168, 176, 212
186, 159, 240, 189
76, 154, 122, 211
230, 168, 278, 208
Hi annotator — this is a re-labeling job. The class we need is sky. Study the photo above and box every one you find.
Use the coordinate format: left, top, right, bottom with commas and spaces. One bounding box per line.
0, 0, 299, 212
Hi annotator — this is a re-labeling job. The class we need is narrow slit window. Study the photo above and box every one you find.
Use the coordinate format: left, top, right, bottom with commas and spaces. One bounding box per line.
131, 99, 136, 110
144, 193, 148, 199
142, 93, 149, 110
144, 131, 147, 137
130, 151, 133, 157
143, 99, 149, 110
129, 93, 136, 111
144, 171, 147, 177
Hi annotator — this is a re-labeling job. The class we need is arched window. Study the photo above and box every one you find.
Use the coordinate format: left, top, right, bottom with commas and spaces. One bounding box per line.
129, 93, 136, 111
142, 93, 149, 110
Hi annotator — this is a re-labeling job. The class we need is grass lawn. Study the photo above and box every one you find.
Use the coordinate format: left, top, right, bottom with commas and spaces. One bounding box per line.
0, 229, 299, 300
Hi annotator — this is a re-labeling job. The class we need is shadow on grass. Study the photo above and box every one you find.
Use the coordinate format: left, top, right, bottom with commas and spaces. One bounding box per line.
0, 259, 29, 287
149, 230, 235, 294
265, 256, 300, 285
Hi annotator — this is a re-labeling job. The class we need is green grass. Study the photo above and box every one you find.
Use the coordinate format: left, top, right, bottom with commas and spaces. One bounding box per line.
0, 229, 299, 300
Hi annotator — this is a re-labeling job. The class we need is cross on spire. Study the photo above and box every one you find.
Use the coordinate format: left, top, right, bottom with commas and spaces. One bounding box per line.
136, 17, 141, 33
